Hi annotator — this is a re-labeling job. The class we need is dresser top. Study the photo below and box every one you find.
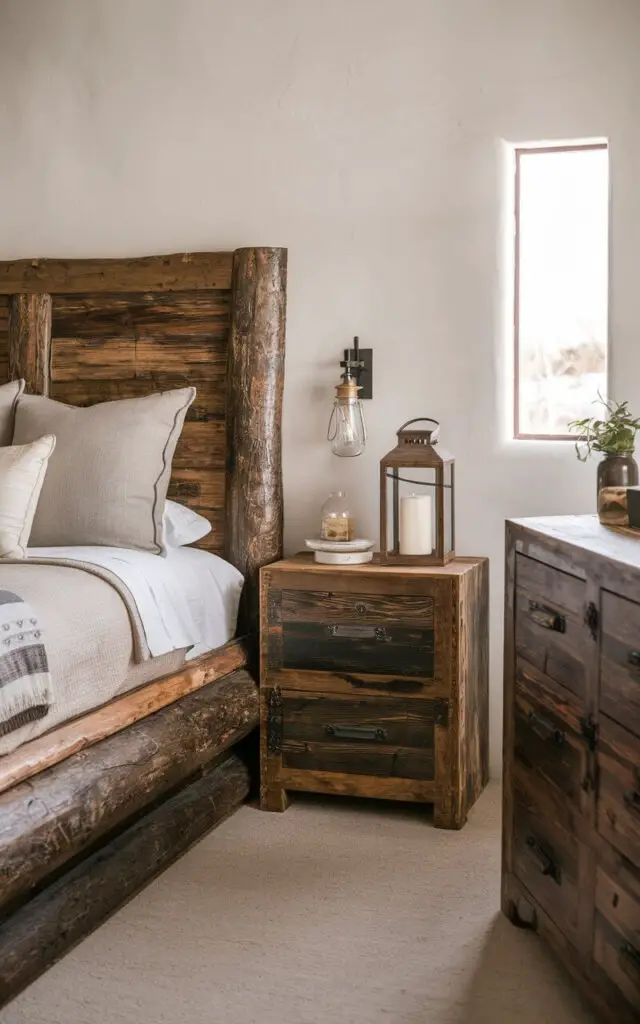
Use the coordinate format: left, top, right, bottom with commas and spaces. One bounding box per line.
267, 553, 486, 577
509, 514, 640, 571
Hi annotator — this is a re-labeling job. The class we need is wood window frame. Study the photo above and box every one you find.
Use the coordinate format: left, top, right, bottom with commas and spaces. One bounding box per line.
513, 141, 609, 441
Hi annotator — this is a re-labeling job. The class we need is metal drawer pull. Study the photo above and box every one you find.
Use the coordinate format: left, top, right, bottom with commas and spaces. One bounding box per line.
623, 788, 640, 818
325, 724, 387, 742
619, 941, 640, 983
527, 709, 566, 747
528, 602, 566, 634
326, 624, 388, 641
525, 835, 562, 884
628, 650, 640, 668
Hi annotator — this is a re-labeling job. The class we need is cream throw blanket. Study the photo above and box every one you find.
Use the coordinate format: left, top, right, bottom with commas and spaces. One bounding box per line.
0, 588, 52, 737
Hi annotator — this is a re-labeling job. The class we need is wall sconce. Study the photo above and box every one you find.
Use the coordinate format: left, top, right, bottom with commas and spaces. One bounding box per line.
327, 336, 372, 458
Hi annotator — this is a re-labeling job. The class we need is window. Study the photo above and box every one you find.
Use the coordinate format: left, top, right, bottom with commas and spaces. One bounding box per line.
514, 142, 609, 439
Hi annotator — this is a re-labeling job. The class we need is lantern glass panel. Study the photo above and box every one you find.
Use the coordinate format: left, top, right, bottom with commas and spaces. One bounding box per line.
443, 461, 454, 556
384, 465, 437, 557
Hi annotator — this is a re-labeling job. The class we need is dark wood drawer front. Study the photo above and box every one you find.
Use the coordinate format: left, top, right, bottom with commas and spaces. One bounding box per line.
595, 866, 640, 1014
280, 693, 439, 780
281, 620, 434, 678
513, 771, 582, 943
515, 554, 586, 702
601, 590, 640, 739
514, 658, 586, 810
597, 715, 640, 872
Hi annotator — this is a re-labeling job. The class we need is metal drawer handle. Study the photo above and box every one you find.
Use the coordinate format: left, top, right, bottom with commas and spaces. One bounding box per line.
525, 835, 562, 884
326, 624, 388, 641
628, 650, 640, 668
528, 602, 565, 634
623, 788, 640, 818
325, 724, 387, 742
619, 941, 640, 984
527, 709, 566, 747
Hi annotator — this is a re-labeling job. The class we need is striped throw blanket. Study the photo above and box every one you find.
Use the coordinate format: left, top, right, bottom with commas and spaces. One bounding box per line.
0, 589, 51, 737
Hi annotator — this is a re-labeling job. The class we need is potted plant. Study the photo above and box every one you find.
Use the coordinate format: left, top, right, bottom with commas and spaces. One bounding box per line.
569, 397, 640, 522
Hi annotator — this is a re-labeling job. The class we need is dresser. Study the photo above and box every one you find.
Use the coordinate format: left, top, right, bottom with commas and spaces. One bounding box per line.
259, 554, 489, 829
503, 515, 640, 1022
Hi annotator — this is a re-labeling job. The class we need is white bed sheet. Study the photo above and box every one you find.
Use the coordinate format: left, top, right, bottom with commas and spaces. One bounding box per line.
27, 545, 244, 660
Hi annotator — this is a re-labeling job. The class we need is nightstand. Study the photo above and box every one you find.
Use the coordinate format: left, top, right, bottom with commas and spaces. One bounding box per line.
259, 553, 489, 829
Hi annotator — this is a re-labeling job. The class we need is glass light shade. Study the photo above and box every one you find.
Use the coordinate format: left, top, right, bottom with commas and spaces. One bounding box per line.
327, 379, 367, 457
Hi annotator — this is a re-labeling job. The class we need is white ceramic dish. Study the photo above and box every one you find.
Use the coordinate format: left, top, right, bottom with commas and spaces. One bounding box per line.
304, 537, 374, 553
313, 550, 374, 565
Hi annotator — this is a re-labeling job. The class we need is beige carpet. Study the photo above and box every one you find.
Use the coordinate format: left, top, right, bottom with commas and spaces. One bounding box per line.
2, 783, 597, 1024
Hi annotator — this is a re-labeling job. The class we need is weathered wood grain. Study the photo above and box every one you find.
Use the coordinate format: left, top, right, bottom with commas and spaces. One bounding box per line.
267, 668, 445, 699
0, 669, 258, 912
0, 752, 249, 1009
281, 621, 435, 677
0, 639, 247, 796
282, 692, 438, 746
511, 764, 584, 950
600, 590, 640, 738
503, 871, 638, 1024
226, 247, 287, 640
456, 557, 490, 826
8, 294, 52, 394
260, 556, 488, 829
515, 552, 587, 701
514, 657, 588, 815
282, 741, 435, 780
597, 714, 640, 872
280, 588, 435, 625
503, 515, 640, 1023
0, 251, 233, 294
594, 864, 640, 1013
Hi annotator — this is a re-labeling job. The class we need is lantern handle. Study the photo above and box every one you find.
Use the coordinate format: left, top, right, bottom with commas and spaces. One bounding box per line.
397, 417, 440, 442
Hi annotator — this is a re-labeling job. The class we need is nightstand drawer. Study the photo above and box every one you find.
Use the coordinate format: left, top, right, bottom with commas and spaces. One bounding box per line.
281, 621, 434, 677
277, 588, 435, 678
278, 692, 441, 780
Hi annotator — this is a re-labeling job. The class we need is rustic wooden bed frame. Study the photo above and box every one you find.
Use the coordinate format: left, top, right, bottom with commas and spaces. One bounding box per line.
0, 247, 287, 1007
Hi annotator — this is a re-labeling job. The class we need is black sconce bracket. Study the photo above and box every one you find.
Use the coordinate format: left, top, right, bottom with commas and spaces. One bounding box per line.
340, 336, 373, 399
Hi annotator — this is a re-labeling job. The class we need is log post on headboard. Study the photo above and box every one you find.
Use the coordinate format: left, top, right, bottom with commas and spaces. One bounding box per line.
226, 247, 287, 646
8, 294, 52, 394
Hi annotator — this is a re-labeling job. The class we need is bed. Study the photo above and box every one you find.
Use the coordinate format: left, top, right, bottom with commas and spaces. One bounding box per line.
0, 247, 287, 1007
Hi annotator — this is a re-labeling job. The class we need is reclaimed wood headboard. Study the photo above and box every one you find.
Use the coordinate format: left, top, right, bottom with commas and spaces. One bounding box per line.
0, 247, 287, 634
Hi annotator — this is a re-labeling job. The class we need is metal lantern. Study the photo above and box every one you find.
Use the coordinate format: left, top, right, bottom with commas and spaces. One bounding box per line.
380, 418, 455, 566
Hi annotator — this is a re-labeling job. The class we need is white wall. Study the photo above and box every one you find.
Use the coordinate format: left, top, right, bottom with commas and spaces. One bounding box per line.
1, 0, 639, 771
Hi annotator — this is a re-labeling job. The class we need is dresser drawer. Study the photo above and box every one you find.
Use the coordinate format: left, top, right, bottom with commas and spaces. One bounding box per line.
278, 588, 435, 678
514, 657, 587, 810
515, 554, 586, 702
512, 766, 584, 947
597, 715, 640, 872
600, 590, 640, 739
278, 692, 439, 780
594, 865, 640, 1014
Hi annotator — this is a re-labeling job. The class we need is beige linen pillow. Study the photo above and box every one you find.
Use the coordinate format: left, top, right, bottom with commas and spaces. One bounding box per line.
0, 380, 25, 446
0, 435, 56, 558
13, 388, 195, 554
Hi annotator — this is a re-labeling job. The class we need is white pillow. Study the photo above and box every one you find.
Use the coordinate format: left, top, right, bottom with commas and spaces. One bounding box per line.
163, 500, 212, 548
0, 435, 56, 559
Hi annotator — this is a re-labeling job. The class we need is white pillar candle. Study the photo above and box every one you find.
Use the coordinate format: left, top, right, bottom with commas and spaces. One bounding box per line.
399, 494, 433, 555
